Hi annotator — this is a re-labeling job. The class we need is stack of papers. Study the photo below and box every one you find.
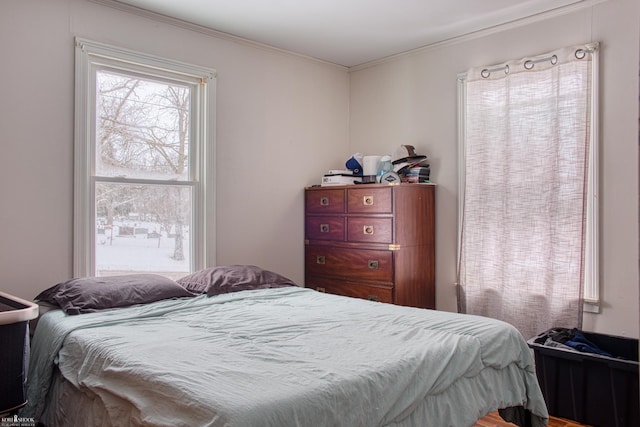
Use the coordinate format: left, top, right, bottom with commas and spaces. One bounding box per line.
321, 170, 362, 186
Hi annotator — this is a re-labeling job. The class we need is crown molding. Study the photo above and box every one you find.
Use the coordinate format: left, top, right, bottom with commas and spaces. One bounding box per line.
88, 0, 349, 71
88, 0, 606, 73
348, 0, 606, 72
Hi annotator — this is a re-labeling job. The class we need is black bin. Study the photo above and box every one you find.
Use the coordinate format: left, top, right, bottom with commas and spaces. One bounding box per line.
528, 328, 639, 427
0, 292, 39, 415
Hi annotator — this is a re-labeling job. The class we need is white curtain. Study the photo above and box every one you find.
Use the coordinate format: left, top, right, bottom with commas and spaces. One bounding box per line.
458, 44, 596, 340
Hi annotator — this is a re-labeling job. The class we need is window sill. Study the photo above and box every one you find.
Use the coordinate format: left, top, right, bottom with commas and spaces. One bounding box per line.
583, 299, 600, 314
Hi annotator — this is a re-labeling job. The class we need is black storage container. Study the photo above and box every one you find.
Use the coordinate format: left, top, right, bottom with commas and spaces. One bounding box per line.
0, 292, 39, 415
528, 328, 639, 427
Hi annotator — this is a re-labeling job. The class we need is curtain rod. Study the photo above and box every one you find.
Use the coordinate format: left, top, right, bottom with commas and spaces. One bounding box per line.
481, 48, 594, 78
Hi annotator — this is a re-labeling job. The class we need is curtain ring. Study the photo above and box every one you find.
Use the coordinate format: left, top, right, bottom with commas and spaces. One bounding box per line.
524, 60, 534, 70
575, 49, 586, 59
550, 54, 558, 65
504, 64, 509, 74
481, 69, 490, 78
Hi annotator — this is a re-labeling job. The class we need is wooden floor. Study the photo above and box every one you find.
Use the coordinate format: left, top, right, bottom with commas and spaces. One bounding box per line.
474, 411, 589, 427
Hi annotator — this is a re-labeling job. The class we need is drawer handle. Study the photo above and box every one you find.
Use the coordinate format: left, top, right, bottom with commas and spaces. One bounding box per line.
368, 260, 379, 270
320, 224, 330, 233
363, 225, 374, 235
316, 287, 326, 293
320, 197, 329, 206
316, 255, 326, 265
363, 196, 374, 206
367, 295, 378, 302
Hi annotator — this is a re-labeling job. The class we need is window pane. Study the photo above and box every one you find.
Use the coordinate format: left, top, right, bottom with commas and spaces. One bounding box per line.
95, 182, 191, 279
95, 70, 191, 180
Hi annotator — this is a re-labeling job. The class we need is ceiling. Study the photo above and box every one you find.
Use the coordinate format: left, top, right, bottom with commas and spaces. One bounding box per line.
114, 0, 588, 67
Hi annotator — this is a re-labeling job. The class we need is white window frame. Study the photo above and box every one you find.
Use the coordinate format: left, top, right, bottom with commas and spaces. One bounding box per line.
456, 43, 600, 313
74, 38, 216, 277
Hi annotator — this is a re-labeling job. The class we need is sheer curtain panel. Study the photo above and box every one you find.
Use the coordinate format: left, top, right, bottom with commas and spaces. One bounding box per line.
458, 44, 597, 340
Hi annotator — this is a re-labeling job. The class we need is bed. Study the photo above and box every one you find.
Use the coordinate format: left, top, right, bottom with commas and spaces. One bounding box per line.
21, 266, 548, 427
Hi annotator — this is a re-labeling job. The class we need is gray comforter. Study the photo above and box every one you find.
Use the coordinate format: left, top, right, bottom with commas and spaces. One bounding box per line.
23, 287, 548, 426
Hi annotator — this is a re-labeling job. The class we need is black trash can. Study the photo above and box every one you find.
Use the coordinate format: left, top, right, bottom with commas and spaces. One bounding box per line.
0, 292, 39, 415
527, 328, 639, 427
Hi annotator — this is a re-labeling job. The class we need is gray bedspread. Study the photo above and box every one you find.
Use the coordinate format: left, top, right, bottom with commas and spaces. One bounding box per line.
22, 287, 548, 426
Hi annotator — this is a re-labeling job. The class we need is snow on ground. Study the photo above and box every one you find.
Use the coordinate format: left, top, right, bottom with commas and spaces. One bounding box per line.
96, 233, 190, 278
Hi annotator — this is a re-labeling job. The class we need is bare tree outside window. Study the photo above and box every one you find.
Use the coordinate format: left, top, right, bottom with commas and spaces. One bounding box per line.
94, 71, 193, 278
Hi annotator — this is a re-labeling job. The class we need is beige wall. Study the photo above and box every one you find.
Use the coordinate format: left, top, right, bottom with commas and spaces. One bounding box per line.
349, 0, 640, 337
0, 0, 349, 299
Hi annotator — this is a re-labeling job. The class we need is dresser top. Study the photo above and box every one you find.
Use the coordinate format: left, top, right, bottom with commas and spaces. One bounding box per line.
306, 182, 436, 190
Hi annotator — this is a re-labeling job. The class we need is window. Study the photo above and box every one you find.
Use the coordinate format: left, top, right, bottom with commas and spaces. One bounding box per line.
74, 39, 216, 279
457, 43, 599, 339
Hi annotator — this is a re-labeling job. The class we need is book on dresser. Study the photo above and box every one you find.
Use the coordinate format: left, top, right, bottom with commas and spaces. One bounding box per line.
304, 183, 435, 309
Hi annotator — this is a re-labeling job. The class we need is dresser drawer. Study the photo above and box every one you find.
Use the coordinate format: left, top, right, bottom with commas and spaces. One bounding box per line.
347, 217, 392, 244
305, 246, 393, 282
306, 277, 393, 303
347, 187, 392, 213
305, 188, 345, 213
305, 216, 345, 241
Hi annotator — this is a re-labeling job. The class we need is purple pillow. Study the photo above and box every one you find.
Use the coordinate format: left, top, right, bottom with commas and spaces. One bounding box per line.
35, 274, 195, 315
177, 265, 297, 296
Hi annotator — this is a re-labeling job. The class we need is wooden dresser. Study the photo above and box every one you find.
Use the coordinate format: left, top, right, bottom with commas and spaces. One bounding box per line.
304, 183, 435, 309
